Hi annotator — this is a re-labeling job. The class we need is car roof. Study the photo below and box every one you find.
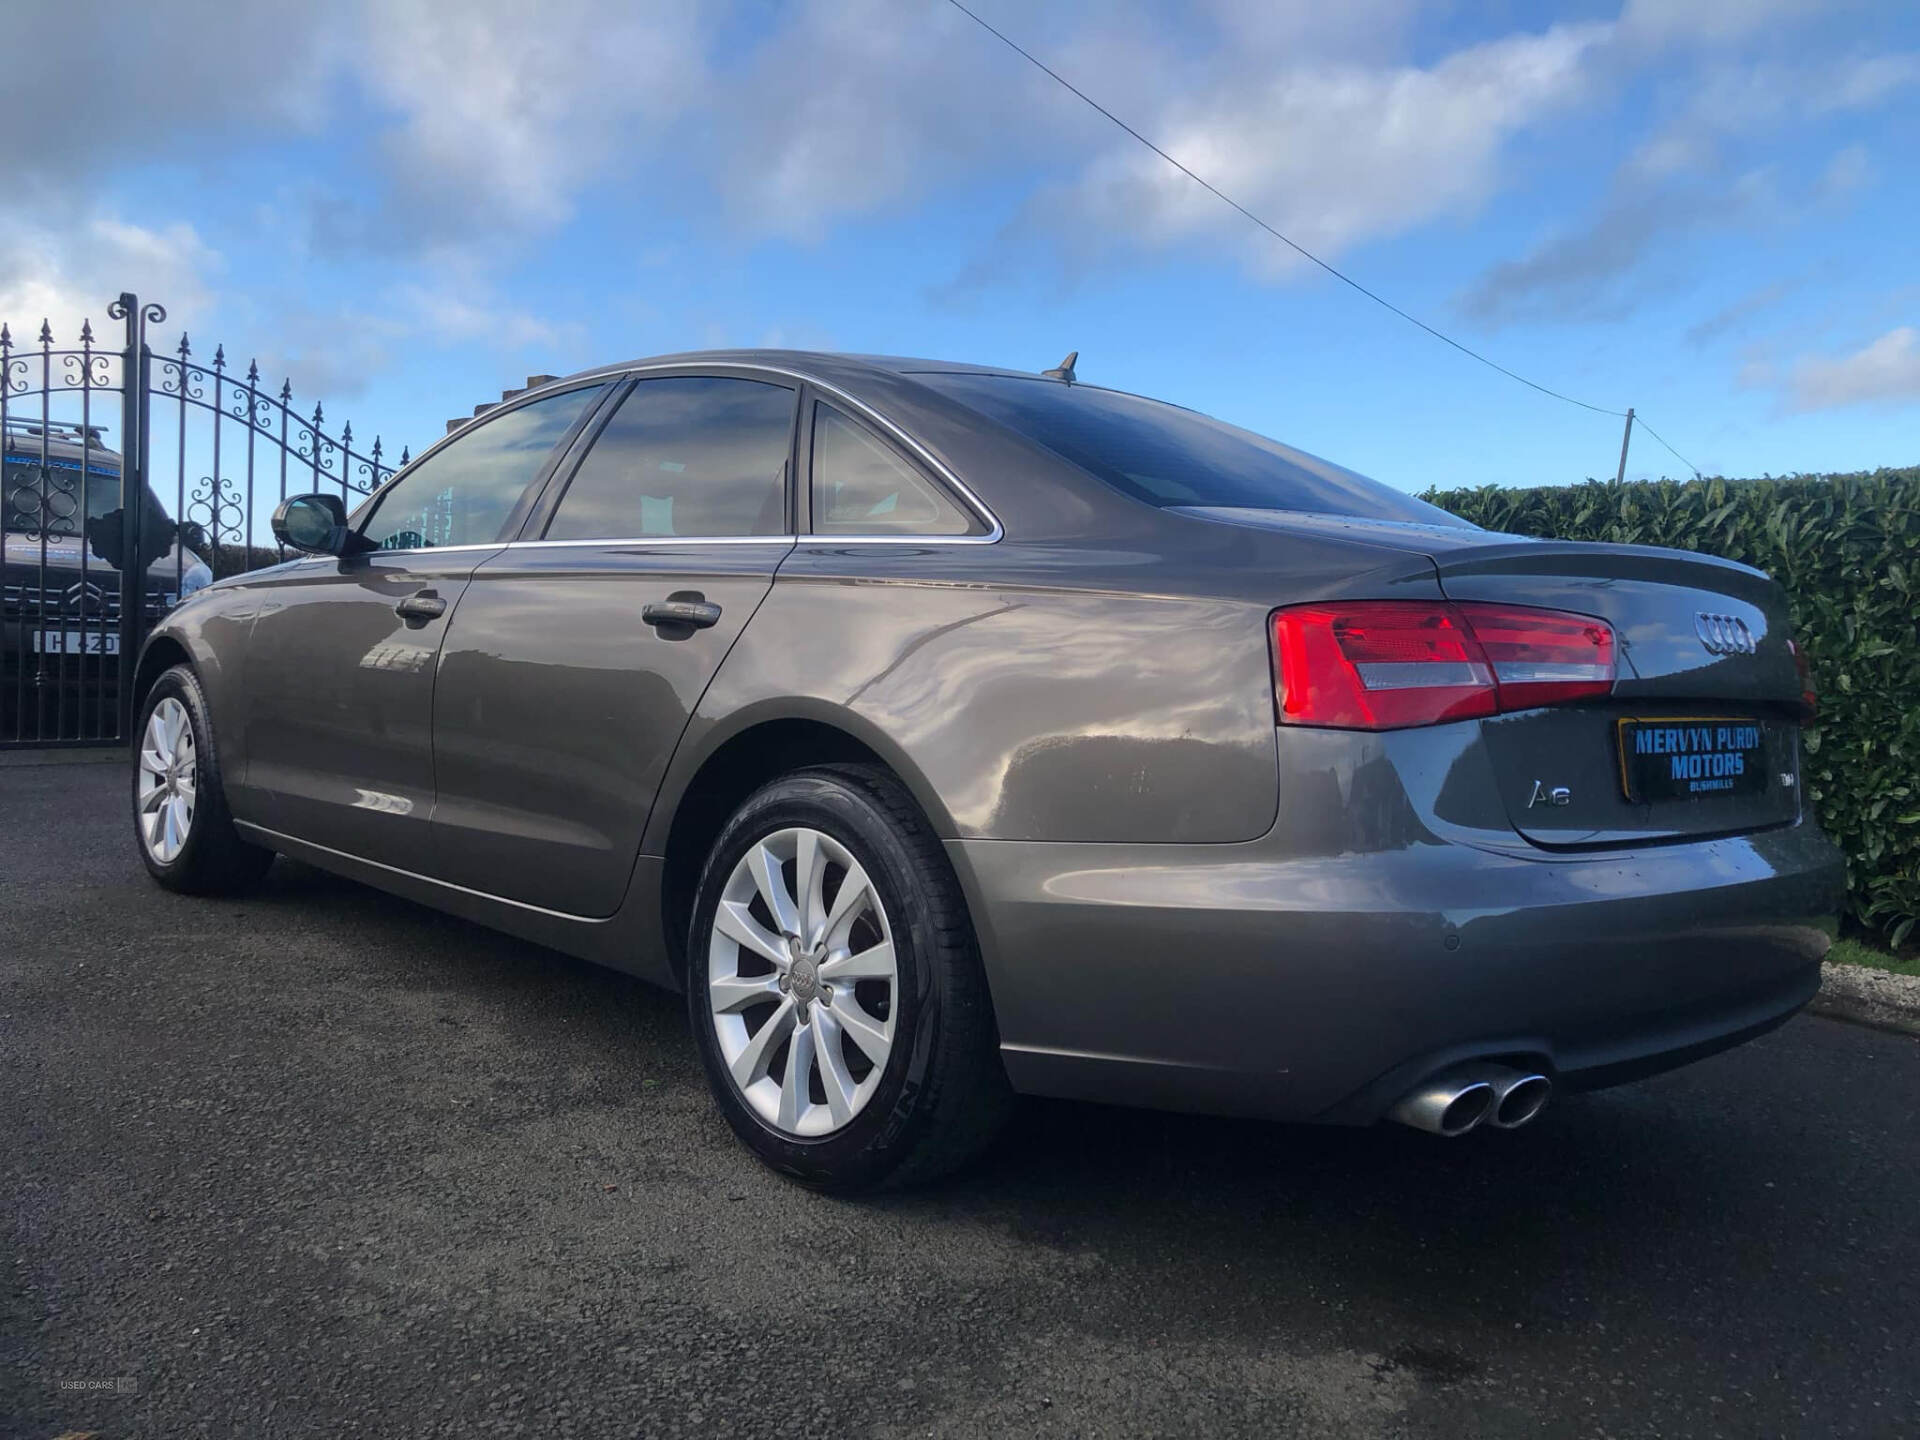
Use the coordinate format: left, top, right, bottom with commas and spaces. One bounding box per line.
560, 349, 1192, 430
570, 348, 1044, 388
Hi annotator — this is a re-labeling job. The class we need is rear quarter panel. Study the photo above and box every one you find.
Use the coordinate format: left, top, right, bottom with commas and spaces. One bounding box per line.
653, 530, 1441, 847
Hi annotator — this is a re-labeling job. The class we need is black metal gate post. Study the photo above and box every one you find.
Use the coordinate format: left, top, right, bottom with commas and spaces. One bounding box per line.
110, 292, 162, 729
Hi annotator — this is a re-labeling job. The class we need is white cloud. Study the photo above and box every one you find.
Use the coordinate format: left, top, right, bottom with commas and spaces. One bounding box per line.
1816, 51, 1920, 110
352, 0, 717, 241
0, 4, 333, 193
390, 283, 575, 351
1818, 144, 1873, 199
1684, 277, 1800, 346
1023, 21, 1607, 281
0, 217, 222, 346
698, 0, 1057, 243
237, 284, 588, 403
1461, 167, 1778, 325
0, 0, 1910, 333
1616, 0, 1828, 49
239, 304, 405, 404
1785, 327, 1920, 412
1460, 29, 1915, 328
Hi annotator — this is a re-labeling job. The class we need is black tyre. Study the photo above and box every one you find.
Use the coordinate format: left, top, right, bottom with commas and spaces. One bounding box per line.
686, 764, 1009, 1191
132, 664, 274, 894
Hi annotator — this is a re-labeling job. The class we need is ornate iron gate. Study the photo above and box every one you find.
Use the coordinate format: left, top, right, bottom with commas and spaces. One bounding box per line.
2, 292, 408, 747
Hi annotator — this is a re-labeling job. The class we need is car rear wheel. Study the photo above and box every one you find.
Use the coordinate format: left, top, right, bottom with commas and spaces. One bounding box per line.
687, 764, 1009, 1191
133, 664, 274, 894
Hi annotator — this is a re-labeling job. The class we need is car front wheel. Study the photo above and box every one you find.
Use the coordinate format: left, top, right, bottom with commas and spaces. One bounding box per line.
686, 764, 1008, 1191
132, 664, 274, 894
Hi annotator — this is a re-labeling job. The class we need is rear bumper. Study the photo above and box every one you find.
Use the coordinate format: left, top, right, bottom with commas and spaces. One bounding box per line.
949, 820, 1844, 1124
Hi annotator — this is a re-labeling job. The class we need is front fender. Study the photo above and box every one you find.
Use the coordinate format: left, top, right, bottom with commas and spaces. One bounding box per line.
134, 584, 259, 794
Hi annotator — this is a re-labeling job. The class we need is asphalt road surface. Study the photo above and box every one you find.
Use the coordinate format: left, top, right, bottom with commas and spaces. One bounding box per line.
5, 757, 1917, 1439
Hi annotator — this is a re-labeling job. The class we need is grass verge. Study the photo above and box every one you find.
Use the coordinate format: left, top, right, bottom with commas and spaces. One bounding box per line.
1828, 938, 1920, 977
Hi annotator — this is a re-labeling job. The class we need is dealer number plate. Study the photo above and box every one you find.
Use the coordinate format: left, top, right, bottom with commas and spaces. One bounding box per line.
1617, 717, 1766, 803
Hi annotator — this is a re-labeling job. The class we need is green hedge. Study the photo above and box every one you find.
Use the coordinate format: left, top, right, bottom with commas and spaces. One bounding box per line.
1422, 468, 1920, 947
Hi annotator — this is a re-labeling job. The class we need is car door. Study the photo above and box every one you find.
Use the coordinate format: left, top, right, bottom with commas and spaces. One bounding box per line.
428, 371, 798, 915
240, 383, 608, 869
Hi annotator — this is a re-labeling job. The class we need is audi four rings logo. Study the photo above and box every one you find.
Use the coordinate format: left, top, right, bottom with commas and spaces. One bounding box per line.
1695, 612, 1757, 656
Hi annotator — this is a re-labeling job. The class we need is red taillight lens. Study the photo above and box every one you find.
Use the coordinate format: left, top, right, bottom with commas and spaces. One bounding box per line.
1454, 603, 1615, 711
1788, 637, 1817, 717
1272, 601, 1615, 730
1274, 603, 1495, 729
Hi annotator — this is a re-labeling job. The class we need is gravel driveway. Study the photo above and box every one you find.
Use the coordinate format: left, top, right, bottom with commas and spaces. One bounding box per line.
4, 757, 1918, 1438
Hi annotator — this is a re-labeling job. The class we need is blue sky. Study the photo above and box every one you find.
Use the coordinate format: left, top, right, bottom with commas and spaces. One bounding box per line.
5, 0, 1917, 495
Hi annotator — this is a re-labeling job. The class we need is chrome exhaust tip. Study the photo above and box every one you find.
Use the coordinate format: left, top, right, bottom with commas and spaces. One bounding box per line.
1388, 1075, 1496, 1137
1485, 1070, 1552, 1130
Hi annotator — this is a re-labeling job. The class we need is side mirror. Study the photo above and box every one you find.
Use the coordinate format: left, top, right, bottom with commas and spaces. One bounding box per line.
271, 493, 365, 556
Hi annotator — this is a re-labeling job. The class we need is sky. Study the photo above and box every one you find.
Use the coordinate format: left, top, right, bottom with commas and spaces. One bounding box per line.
3, 0, 1917, 496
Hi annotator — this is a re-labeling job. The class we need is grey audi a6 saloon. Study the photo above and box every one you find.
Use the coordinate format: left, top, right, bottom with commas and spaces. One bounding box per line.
130, 350, 1844, 1189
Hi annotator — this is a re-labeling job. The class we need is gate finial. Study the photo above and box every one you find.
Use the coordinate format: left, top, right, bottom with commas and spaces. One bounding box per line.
39, 320, 53, 345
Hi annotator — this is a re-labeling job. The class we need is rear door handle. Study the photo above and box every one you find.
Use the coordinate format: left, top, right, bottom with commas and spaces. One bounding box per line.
642, 597, 722, 630
395, 591, 448, 624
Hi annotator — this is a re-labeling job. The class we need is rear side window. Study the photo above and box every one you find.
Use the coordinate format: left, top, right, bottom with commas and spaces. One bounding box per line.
918, 372, 1464, 526
810, 403, 975, 536
545, 376, 795, 539
361, 385, 604, 550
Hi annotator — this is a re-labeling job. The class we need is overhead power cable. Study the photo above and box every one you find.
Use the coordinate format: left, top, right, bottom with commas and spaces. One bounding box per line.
944, 0, 1705, 479
1628, 414, 1700, 482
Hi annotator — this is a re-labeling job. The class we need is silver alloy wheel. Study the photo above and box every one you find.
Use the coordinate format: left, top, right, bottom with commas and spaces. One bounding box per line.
707, 826, 899, 1138
137, 696, 197, 864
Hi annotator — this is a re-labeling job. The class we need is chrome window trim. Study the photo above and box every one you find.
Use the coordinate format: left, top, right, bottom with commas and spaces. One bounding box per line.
502, 536, 799, 550
497, 534, 996, 550
259, 542, 511, 564
364, 542, 507, 555
791, 535, 1000, 547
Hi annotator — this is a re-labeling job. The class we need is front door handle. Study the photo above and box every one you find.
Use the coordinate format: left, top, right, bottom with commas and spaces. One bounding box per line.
642, 597, 723, 631
395, 590, 448, 624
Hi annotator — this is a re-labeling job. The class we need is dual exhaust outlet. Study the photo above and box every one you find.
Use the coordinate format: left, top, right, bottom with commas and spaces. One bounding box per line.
1389, 1064, 1552, 1137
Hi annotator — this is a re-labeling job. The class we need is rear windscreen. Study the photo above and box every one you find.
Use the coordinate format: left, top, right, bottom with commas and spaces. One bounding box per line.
917, 372, 1465, 526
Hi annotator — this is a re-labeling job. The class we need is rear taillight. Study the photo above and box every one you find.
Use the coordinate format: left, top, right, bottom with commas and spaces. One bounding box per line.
1788, 637, 1818, 718
1272, 601, 1615, 730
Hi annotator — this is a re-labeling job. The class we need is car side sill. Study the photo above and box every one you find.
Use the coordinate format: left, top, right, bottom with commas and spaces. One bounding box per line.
235, 821, 674, 988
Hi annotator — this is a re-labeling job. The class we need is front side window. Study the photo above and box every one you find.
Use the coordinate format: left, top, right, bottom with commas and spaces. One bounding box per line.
360, 385, 604, 551
544, 376, 795, 540
810, 404, 974, 537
